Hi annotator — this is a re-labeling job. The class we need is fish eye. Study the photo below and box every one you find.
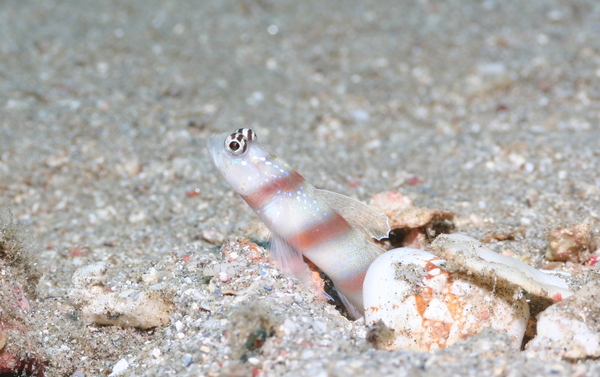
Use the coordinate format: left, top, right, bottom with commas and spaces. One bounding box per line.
225, 133, 248, 156
229, 141, 240, 151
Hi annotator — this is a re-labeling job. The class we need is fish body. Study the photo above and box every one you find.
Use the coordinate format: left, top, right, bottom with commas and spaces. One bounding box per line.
208, 128, 389, 316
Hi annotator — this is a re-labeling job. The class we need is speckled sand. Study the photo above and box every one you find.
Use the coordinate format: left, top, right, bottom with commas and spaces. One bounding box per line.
1, 0, 600, 376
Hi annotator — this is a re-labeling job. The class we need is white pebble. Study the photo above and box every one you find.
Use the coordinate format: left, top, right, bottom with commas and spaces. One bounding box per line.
267, 25, 278, 35
312, 321, 327, 334
71, 262, 108, 287
302, 350, 315, 359
128, 211, 146, 223
520, 217, 531, 226
182, 353, 193, 367
202, 229, 225, 245
524, 162, 535, 172
110, 359, 129, 376
282, 318, 298, 335
350, 109, 369, 121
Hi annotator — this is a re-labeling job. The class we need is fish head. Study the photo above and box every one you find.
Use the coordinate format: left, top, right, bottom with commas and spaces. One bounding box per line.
208, 128, 291, 197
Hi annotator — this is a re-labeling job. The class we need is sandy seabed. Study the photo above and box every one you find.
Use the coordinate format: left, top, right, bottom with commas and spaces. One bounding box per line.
1, 0, 600, 376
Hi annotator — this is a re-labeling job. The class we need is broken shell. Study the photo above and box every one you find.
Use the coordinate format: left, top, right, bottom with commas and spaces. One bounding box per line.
369, 191, 454, 230
70, 263, 172, 329
78, 289, 172, 329
546, 222, 596, 264
363, 248, 529, 351
430, 234, 572, 301
369, 191, 454, 249
526, 279, 600, 360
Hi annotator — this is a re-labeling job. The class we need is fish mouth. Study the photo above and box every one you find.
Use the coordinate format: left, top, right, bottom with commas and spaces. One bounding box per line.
206, 133, 227, 168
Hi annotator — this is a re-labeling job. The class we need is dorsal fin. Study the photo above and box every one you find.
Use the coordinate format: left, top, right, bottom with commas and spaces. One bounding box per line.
316, 189, 390, 240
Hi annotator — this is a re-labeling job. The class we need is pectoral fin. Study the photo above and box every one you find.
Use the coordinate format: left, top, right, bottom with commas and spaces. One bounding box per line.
316, 189, 390, 240
337, 291, 362, 319
269, 232, 313, 288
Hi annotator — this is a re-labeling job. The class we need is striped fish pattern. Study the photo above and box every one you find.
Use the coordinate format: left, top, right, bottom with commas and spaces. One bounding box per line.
208, 128, 390, 317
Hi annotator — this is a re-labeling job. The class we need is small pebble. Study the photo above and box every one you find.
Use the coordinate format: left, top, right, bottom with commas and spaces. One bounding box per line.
312, 321, 327, 333
520, 217, 531, 226
258, 266, 268, 276
263, 286, 272, 291
350, 109, 369, 121
219, 272, 230, 282
72, 371, 85, 377
282, 318, 298, 335
525, 162, 535, 172
110, 359, 129, 376
182, 353, 193, 367
202, 229, 225, 245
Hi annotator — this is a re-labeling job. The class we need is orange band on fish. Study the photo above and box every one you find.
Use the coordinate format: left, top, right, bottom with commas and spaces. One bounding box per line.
241, 170, 305, 211
287, 213, 352, 252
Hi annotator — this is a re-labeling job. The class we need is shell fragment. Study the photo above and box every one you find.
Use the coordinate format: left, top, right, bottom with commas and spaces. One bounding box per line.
364, 248, 529, 351
430, 234, 572, 301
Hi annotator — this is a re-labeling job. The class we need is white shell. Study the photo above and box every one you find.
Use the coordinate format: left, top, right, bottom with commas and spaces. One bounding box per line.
431, 234, 572, 301
363, 248, 530, 351
526, 280, 600, 360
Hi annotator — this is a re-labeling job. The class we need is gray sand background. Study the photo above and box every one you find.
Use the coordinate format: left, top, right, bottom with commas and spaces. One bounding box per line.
1, 0, 599, 375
